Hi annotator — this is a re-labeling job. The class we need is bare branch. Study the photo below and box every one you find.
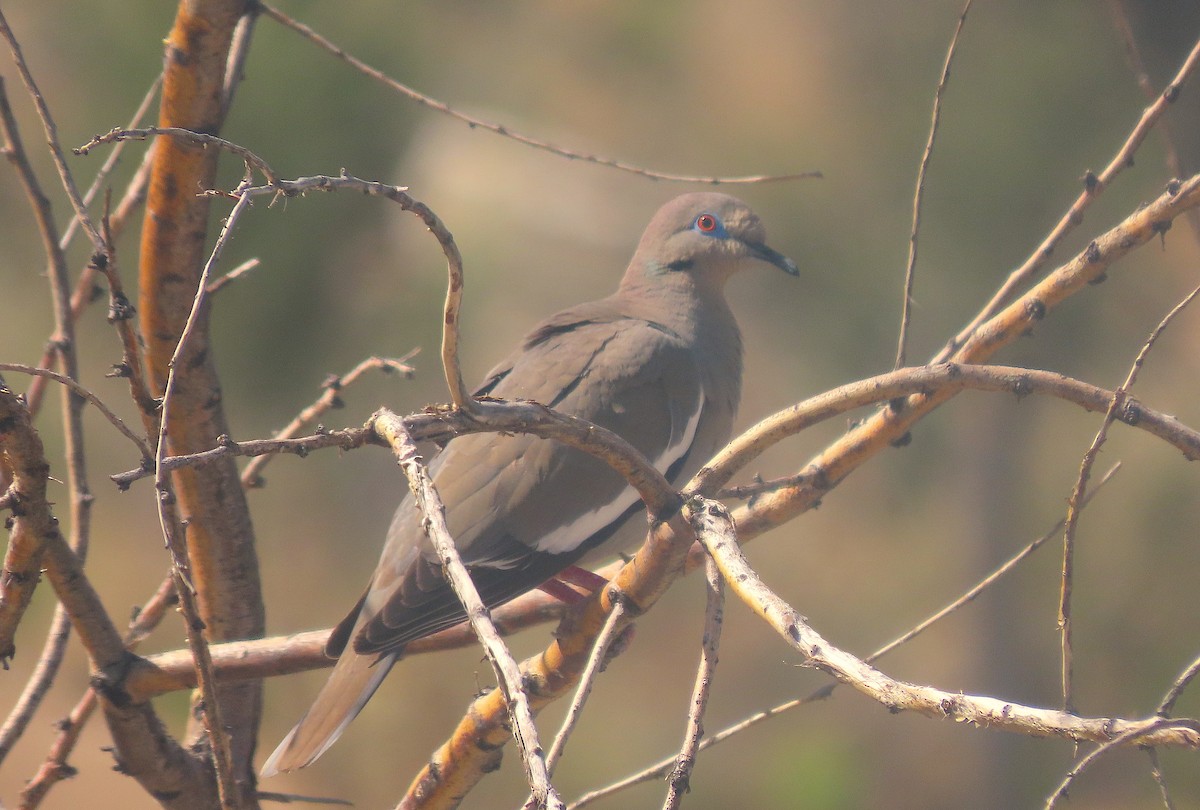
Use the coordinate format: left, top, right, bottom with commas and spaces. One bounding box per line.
1059, 283, 1200, 712
220, 6, 259, 118
128, 588, 569, 701
372, 411, 564, 810
1159, 653, 1200, 719
0, 365, 151, 461
257, 1, 820, 186
112, 428, 373, 489
0, 55, 94, 764
568, 464, 1122, 808
222, 172, 469, 411
239, 353, 417, 488
695, 363, 1200, 502
1145, 747, 1178, 810
17, 576, 177, 809
730, 173, 1200, 544
895, 0, 972, 370
1108, 0, 1200, 242
96, 212, 162, 422
0, 384, 54, 667
872, 463, 1120, 664
205, 257, 262, 296
76, 126, 279, 187
0, 9, 104, 250
936, 33, 1200, 360
662, 555, 723, 810
25, 130, 156, 417
0, 384, 196, 804
688, 497, 1200, 752
113, 362, 1200, 498
151, 189, 255, 808
59, 75, 162, 252
544, 599, 630, 777
1044, 718, 1199, 809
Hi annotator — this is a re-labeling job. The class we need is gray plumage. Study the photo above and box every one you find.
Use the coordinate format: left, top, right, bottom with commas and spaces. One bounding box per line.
261, 192, 796, 776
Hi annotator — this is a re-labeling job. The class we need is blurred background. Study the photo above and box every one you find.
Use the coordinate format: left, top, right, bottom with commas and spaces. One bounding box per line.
3, 1, 1200, 807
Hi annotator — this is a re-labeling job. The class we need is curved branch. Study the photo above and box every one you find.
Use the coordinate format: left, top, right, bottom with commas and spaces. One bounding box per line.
76, 126, 278, 186
113, 364, 1200, 501
688, 497, 1200, 751
257, 2, 820, 186
694, 363, 1200, 497
729, 174, 1200, 541
0, 364, 153, 459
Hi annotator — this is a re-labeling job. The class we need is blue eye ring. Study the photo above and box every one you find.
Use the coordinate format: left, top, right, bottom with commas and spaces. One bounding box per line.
693, 212, 726, 237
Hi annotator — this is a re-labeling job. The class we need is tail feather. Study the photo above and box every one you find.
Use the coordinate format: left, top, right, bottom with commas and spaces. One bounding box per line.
260, 651, 397, 777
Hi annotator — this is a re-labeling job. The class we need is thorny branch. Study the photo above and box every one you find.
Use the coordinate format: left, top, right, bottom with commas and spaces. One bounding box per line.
1058, 283, 1200, 713
690, 497, 1200, 751
374, 412, 564, 810
935, 32, 1200, 360
256, 1, 820, 187
895, 0, 972, 370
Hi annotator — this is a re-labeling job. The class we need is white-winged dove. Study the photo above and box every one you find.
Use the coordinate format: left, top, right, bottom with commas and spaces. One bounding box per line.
261, 192, 796, 776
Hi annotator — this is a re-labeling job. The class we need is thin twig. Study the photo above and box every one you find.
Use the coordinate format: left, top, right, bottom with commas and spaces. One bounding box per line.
1108, 0, 1200, 242
111, 364, 1200, 496
662, 553, 724, 810
233, 171, 470, 410
76, 126, 279, 187
568, 464, 1122, 809
544, 599, 630, 776
59, 74, 162, 251
569, 700, 805, 809
934, 33, 1200, 362
150, 190, 256, 809
206, 257, 262, 295
1044, 718, 1200, 809
238, 352, 416, 487
0, 603, 70, 766
114, 428, 374, 489
862, 463, 1117, 659
690, 497, 1200, 749
373, 411, 564, 810
1146, 747, 1178, 810
254, 791, 353, 807
0, 8, 104, 251
25, 135, 156, 417
98, 205, 160, 421
1158, 652, 1200, 718
895, 0, 971, 370
220, 6, 259, 119
257, 1, 819, 186
1059, 283, 1200, 712
718, 471, 809, 500
0, 364, 152, 458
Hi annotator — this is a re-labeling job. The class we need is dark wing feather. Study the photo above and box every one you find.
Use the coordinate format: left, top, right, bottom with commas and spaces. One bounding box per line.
349, 312, 704, 656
